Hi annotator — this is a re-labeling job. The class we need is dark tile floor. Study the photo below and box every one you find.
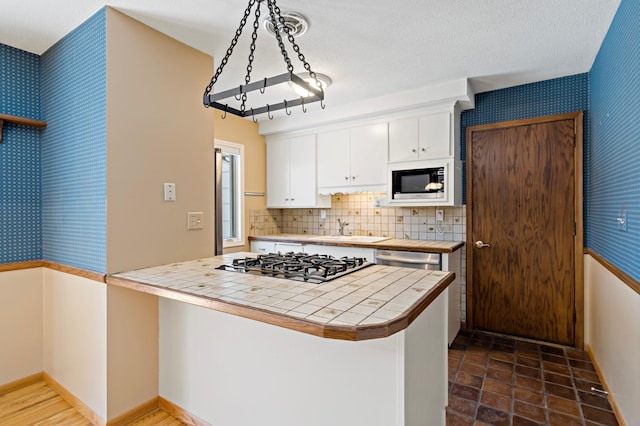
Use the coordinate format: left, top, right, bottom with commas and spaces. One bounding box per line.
446, 330, 619, 426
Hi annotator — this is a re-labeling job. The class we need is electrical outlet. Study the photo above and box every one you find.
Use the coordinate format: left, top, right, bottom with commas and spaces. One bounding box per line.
187, 212, 204, 230
436, 209, 444, 222
618, 210, 628, 232
164, 183, 176, 201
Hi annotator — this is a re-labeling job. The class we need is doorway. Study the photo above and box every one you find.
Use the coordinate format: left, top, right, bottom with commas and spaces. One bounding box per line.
466, 112, 583, 347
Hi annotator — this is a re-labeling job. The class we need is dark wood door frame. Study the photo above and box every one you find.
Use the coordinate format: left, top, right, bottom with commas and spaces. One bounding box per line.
466, 111, 584, 348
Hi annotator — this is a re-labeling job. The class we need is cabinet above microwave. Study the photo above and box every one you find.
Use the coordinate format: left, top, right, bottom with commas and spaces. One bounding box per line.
388, 107, 461, 163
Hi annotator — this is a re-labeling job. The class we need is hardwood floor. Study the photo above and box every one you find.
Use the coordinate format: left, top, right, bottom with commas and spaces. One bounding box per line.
0, 381, 185, 425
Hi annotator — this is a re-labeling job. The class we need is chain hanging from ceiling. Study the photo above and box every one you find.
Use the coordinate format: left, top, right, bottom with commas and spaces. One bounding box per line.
203, 0, 325, 121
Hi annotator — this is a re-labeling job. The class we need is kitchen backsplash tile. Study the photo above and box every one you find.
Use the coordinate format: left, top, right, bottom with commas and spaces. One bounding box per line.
248, 193, 468, 323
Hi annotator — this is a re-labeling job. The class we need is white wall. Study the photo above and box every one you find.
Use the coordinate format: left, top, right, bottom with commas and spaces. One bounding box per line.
159, 294, 448, 426
0, 268, 43, 386
42, 268, 107, 420
585, 254, 640, 425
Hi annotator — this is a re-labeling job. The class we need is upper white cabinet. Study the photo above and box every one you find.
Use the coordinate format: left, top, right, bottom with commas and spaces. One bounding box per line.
266, 135, 330, 208
317, 123, 388, 193
388, 112, 451, 162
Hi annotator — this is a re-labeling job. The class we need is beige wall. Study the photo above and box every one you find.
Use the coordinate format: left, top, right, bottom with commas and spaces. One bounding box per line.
214, 113, 266, 252
107, 286, 158, 420
0, 269, 43, 386
106, 8, 215, 273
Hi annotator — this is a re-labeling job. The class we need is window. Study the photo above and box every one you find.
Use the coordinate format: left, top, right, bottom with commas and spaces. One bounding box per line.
215, 140, 244, 248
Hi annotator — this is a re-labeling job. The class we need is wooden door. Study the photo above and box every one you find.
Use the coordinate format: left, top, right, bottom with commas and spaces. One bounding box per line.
466, 112, 583, 346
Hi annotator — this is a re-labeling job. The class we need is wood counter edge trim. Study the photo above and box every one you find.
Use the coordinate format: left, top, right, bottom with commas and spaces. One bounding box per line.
106, 271, 455, 341
158, 396, 212, 426
0, 260, 106, 283
585, 344, 627, 426
42, 372, 106, 426
584, 248, 640, 296
248, 236, 464, 253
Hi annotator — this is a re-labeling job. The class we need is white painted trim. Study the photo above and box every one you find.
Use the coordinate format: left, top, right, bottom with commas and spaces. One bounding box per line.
258, 78, 475, 136
214, 139, 245, 249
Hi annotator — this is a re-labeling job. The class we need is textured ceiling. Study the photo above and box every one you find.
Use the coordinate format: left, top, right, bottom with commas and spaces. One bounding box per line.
1, 0, 620, 121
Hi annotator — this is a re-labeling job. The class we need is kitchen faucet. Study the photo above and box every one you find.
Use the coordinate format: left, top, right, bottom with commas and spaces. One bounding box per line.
337, 219, 349, 235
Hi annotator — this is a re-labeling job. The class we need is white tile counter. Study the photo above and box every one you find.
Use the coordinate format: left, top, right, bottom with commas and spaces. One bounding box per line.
107, 252, 455, 340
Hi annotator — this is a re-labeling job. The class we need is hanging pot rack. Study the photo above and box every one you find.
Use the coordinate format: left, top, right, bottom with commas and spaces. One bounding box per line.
202, 0, 325, 120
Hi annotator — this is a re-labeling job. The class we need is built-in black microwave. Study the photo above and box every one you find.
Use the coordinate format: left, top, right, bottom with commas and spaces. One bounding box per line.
389, 162, 447, 200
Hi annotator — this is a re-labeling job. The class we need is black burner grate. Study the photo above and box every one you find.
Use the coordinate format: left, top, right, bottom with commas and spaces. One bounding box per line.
216, 253, 371, 283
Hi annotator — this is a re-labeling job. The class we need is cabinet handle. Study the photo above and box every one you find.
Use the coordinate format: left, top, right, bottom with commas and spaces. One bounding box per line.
291, 198, 295, 201
285, 198, 289, 201
421, 148, 426, 152
345, 176, 349, 181
352, 176, 357, 180
412, 149, 417, 153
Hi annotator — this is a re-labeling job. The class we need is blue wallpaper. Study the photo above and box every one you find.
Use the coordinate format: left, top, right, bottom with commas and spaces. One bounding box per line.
0, 44, 42, 264
461, 74, 589, 135
588, 0, 640, 281
461, 74, 590, 202
40, 8, 107, 273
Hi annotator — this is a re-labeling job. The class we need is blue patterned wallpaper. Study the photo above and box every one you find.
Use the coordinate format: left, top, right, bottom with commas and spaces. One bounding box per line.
0, 44, 42, 264
40, 8, 107, 273
588, 0, 640, 281
461, 74, 590, 202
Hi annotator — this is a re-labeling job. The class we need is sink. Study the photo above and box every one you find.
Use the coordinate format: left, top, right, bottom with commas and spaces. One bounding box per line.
308, 235, 391, 243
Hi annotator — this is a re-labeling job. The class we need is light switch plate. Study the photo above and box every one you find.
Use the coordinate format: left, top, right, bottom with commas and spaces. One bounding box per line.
187, 212, 204, 230
618, 210, 628, 232
164, 183, 176, 201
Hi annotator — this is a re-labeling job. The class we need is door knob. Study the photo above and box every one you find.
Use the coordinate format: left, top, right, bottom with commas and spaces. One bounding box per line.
474, 240, 491, 249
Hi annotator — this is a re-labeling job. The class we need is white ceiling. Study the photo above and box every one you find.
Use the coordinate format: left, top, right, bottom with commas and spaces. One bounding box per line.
1, 0, 620, 128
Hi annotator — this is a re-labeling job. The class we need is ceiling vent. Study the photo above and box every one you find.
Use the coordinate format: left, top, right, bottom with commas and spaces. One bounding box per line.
263, 11, 309, 37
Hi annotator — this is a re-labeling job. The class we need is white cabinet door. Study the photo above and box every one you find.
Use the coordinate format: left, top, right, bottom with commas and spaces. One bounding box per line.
303, 244, 376, 262
350, 123, 388, 186
317, 129, 351, 187
289, 135, 317, 207
266, 138, 290, 207
419, 112, 451, 159
389, 113, 452, 162
250, 241, 276, 254
275, 242, 305, 253
388, 117, 419, 162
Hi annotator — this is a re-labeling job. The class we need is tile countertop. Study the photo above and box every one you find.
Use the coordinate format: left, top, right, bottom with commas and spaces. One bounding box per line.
249, 234, 464, 253
106, 252, 455, 341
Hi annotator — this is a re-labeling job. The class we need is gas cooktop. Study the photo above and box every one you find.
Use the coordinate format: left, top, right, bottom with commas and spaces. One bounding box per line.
216, 252, 372, 284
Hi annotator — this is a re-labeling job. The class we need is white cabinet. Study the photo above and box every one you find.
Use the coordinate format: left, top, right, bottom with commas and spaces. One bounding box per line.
303, 244, 376, 262
266, 135, 330, 208
274, 242, 304, 253
250, 241, 276, 254
388, 112, 451, 162
317, 123, 388, 193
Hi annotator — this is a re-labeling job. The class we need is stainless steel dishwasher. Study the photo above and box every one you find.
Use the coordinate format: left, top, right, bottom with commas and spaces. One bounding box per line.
375, 249, 441, 270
